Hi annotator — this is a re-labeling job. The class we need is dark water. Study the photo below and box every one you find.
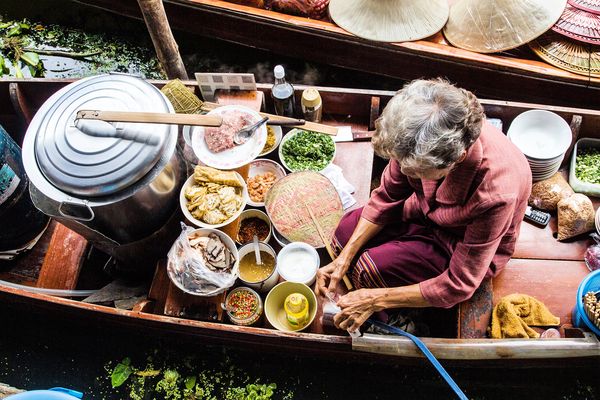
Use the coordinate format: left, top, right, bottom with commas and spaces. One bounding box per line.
0, 1, 599, 399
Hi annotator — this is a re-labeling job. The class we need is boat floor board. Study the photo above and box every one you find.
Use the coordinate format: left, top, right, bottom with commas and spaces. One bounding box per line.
493, 259, 590, 328
36, 223, 88, 290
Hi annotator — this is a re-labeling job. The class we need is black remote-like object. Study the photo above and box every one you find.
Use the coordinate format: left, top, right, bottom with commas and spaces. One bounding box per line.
523, 206, 551, 227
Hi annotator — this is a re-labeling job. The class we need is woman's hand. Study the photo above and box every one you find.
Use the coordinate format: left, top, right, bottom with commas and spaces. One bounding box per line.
333, 288, 384, 332
315, 256, 350, 297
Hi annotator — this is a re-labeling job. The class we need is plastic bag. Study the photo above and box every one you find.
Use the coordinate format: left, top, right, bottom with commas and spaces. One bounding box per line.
529, 173, 574, 211
266, 0, 330, 20
556, 194, 596, 241
585, 233, 600, 271
167, 224, 238, 296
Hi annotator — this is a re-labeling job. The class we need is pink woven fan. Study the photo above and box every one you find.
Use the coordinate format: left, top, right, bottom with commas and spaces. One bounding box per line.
553, 3, 600, 44
569, 0, 600, 15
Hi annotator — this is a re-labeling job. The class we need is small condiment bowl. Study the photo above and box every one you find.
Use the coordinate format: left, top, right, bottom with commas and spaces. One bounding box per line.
259, 125, 283, 156
246, 159, 287, 207
272, 226, 291, 247
276, 242, 320, 286
238, 242, 279, 293
265, 281, 317, 332
223, 286, 263, 326
278, 128, 336, 173
180, 172, 248, 229
236, 209, 272, 246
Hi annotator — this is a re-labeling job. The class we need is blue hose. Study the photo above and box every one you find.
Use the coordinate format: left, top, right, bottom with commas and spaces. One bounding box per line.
366, 319, 468, 400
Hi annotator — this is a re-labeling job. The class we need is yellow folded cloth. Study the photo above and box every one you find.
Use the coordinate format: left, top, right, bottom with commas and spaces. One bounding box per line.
490, 294, 560, 339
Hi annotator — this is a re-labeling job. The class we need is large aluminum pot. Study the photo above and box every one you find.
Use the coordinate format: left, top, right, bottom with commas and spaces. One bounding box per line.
22, 74, 186, 272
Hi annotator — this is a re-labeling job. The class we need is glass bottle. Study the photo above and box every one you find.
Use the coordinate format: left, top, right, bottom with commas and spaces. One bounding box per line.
271, 65, 295, 117
301, 88, 323, 123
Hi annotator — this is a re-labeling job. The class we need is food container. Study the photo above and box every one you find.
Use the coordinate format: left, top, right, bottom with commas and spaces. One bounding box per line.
272, 226, 291, 247
246, 159, 286, 207
265, 281, 317, 332
223, 286, 263, 326
238, 242, 279, 292
190, 105, 267, 170
572, 269, 600, 336
276, 242, 320, 286
236, 209, 272, 245
278, 128, 336, 172
569, 138, 600, 197
179, 172, 248, 229
259, 125, 283, 156
167, 227, 239, 297
22, 74, 186, 272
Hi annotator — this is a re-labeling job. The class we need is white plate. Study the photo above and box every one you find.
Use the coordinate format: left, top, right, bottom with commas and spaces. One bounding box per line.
246, 159, 287, 207
259, 125, 283, 156
508, 110, 571, 160
191, 105, 267, 170
278, 128, 336, 172
179, 173, 248, 229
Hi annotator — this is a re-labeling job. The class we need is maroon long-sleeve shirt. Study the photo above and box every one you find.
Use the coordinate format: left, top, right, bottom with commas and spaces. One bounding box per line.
362, 122, 532, 308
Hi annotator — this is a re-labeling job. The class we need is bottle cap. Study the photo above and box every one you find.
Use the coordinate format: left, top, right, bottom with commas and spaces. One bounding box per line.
274, 65, 285, 79
301, 88, 321, 108
285, 293, 307, 313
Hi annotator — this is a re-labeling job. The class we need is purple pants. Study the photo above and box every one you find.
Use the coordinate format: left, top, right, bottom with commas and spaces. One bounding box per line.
333, 208, 453, 290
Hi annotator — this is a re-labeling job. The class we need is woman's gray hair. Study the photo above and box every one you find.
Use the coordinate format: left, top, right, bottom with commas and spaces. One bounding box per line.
372, 79, 484, 170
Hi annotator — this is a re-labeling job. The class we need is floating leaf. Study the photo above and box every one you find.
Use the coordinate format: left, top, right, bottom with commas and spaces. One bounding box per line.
111, 357, 133, 388
20, 52, 39, 67
184, 375, 196, 390
0, 22, 12, 29
7, 25, 21, 37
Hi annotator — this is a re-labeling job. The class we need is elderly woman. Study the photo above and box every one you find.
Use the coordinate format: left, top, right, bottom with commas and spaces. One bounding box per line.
316, 79, 532, 332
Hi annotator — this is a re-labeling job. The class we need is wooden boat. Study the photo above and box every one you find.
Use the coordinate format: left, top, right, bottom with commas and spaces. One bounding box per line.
1, 77, 599, 367
72, 0, 600, 110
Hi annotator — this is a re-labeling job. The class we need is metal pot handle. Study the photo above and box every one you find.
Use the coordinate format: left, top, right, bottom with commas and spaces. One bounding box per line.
58, 199, 95, 222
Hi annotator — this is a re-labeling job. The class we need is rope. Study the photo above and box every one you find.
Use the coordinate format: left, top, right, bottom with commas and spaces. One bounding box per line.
366, 319, 468, 400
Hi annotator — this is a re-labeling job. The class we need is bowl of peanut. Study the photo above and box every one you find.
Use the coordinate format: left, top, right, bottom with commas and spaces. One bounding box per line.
246, 159, 287, 207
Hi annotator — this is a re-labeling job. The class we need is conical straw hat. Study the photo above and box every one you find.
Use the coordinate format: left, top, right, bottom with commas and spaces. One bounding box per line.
553, 4, 600, 45
529, 31, 600, 77
444, 0, 568, 53
328, 0, 449, 43
569, 0, 600, 15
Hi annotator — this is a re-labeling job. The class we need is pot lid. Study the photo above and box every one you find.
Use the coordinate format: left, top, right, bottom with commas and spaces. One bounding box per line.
32, 74, 174, 197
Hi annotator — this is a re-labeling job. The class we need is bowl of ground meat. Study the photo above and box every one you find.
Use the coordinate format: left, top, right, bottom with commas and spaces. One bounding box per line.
190, 105, 267, 170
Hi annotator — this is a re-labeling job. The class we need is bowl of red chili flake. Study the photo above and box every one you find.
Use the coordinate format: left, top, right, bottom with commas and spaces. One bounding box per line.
224, 287, 263, 326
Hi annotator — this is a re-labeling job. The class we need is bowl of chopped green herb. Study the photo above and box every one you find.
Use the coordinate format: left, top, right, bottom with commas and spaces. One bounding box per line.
279, 128, 336, 172
569, 138, 600, 197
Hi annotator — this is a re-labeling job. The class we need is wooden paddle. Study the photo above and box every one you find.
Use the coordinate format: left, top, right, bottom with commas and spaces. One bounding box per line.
76, 110, 223, 126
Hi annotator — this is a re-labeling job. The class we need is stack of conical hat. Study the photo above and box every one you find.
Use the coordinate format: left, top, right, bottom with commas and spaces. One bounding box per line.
530, 0, 600, 77
328, 0, 449, 43
443, 0, 567, 53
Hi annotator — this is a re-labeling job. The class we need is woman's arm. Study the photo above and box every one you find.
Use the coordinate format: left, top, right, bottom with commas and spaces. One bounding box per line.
334, 285, 431, 332
315, 216, 384, 296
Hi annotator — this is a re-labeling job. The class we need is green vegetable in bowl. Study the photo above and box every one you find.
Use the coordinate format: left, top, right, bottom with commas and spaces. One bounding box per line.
281, 130, 335, 171
575, 148, 600, 184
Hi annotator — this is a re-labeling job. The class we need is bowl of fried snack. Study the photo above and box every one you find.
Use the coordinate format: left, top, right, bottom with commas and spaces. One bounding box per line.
246, 159, 286, 207
181, 165, 248, 229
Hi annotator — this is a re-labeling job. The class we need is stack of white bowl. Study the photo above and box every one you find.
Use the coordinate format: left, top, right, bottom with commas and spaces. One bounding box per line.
507, 110, 572, 182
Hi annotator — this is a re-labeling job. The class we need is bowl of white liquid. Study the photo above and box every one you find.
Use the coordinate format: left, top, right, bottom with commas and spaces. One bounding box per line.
276, 242, 320, 286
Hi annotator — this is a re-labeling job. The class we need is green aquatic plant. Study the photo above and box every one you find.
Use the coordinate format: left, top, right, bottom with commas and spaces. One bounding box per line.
106, 357, 290, 400
0, 17, 164, 78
